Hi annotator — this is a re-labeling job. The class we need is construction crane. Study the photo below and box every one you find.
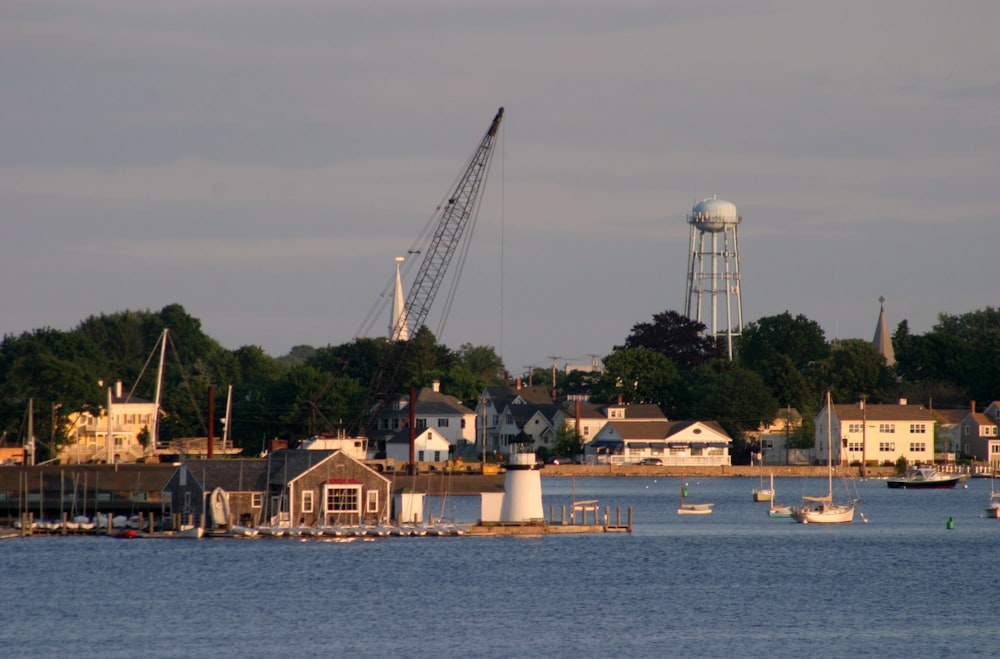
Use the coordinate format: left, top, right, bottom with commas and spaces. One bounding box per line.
356, 107, 504, 436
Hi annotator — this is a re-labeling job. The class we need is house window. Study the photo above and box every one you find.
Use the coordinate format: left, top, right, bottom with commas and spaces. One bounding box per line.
991, 445, 1000, 454
461, 419, 466, 429
302, 490, 314, 514
848, 423, 862, 433
909, 442, 926, 452
438, 418, 449, 427
366, 490, 379, 513
392, 418, 400, 429
964, 426, 970, 436
848, 442, 863, 452
583, 427, 590, 436
909, 424, 926, 434
183, 492, 191, 513
434, 451, 441, 461
252, 493, 262, 508
878, 424, 895, 434
879, 442, 895, 452
416, 418, 427, 429
418, 450, 425, 461
325, 486, 360, 513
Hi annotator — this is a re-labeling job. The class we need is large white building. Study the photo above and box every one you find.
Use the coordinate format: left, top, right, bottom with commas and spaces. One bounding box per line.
816, 398, 937, 467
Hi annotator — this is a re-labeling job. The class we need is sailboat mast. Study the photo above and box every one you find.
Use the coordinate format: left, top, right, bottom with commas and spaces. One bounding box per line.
151, 328, 168, 453
224, 384, 233, 452
106, 386, 113, 464
826, 391, 833, 498
25, 398, 35, 467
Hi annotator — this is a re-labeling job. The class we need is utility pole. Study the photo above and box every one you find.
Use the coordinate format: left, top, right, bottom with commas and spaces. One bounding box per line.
547, 356, 562, 393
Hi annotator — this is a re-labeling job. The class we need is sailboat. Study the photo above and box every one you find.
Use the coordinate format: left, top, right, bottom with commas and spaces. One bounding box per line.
792, 392, 856, 524
984, 474, 1000, 519
767, 473, 793, 518
677, 481, 713, 515
752, 469, 775, 502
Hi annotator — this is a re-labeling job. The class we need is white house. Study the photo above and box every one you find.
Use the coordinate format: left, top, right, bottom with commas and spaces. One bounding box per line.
493, 403, 563, 454
58, 380, 158, 464
553, 401, 623, 448
372, 381, 476, 449
586, 420, 732, 466
475, 383, 554, 451
385, 426, 452, 464
817, 398, 937, 467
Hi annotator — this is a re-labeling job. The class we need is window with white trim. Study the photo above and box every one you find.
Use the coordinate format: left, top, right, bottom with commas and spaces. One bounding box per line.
302, 490, 314, 513
366, 490, 379, 513
325, 485, 360, 513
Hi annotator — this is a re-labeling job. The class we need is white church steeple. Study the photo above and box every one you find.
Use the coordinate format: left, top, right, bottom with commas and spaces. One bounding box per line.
390, 256, 409, 341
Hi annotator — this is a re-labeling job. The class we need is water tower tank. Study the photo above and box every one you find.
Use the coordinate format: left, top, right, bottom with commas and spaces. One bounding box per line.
688, 197, 740, 233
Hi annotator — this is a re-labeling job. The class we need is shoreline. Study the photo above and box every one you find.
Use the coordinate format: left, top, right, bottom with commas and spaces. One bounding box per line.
384, 464, 905, 495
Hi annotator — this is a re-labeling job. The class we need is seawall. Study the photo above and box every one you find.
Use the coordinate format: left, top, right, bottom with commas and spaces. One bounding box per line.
385, 464, 901, 495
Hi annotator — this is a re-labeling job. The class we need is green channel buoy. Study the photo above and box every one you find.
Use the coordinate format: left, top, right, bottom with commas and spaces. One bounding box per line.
946, 516, 954, 529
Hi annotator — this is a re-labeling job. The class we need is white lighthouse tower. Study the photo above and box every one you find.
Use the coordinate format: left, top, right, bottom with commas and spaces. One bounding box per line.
499, 438, 544, 523
389, 256, 409, 341
684, 196, 743, 360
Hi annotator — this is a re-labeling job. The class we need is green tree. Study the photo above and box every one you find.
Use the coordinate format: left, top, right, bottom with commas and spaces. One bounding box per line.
816, 339, 895, 404
591, 348, 682, 409
739, 312, 829, 373
687, 360, 779, 463
550, 423, 584, 460
618, 310, 716, 371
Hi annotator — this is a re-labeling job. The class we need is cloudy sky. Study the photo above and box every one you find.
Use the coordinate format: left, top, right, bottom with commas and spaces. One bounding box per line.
3, 1, 998, 376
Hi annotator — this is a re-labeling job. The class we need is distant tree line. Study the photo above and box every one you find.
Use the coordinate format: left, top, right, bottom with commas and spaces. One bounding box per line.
1, 303, 998, 464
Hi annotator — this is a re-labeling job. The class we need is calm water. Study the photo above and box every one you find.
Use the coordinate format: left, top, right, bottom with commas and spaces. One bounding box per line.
3, 476, 999, 658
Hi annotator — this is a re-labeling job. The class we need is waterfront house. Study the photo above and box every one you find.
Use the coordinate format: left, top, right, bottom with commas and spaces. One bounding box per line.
586, 419, 732, 466
385, 426, 452, 465
372, 381, 476, 450
751, 407, 803, 466
163, 449, 392, 529
548, 402, 613, 459
492, 402, 563, 455
58, 380, 157, 464
956, 401, 1000, 469
816, 398, 937, 467
475, 383, 554, 452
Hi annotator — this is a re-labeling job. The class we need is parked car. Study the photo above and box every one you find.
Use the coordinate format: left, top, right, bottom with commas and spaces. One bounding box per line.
638, 457, 664, 466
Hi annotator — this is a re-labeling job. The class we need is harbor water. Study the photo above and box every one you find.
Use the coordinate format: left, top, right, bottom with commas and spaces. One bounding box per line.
3, 475, 999, 658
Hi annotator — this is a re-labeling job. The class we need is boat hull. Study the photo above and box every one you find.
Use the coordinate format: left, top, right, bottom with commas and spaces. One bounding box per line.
792, 503, 855, 524
886, 477, 960, 489
678, 503, 713, 515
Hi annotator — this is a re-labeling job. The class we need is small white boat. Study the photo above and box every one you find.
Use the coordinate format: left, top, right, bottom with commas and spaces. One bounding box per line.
984, 478, 1000, 518
177, 524, 204, 539
677, 482, 713, 515
768, 504, 793, 518
678, 503, 714, 515
753, 472, 775, 502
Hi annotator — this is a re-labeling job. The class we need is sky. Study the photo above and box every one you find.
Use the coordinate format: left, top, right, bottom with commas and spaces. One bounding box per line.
3, 1, 998, 378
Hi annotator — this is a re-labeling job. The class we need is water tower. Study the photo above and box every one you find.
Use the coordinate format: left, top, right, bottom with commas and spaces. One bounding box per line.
684, 196, 743, 360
